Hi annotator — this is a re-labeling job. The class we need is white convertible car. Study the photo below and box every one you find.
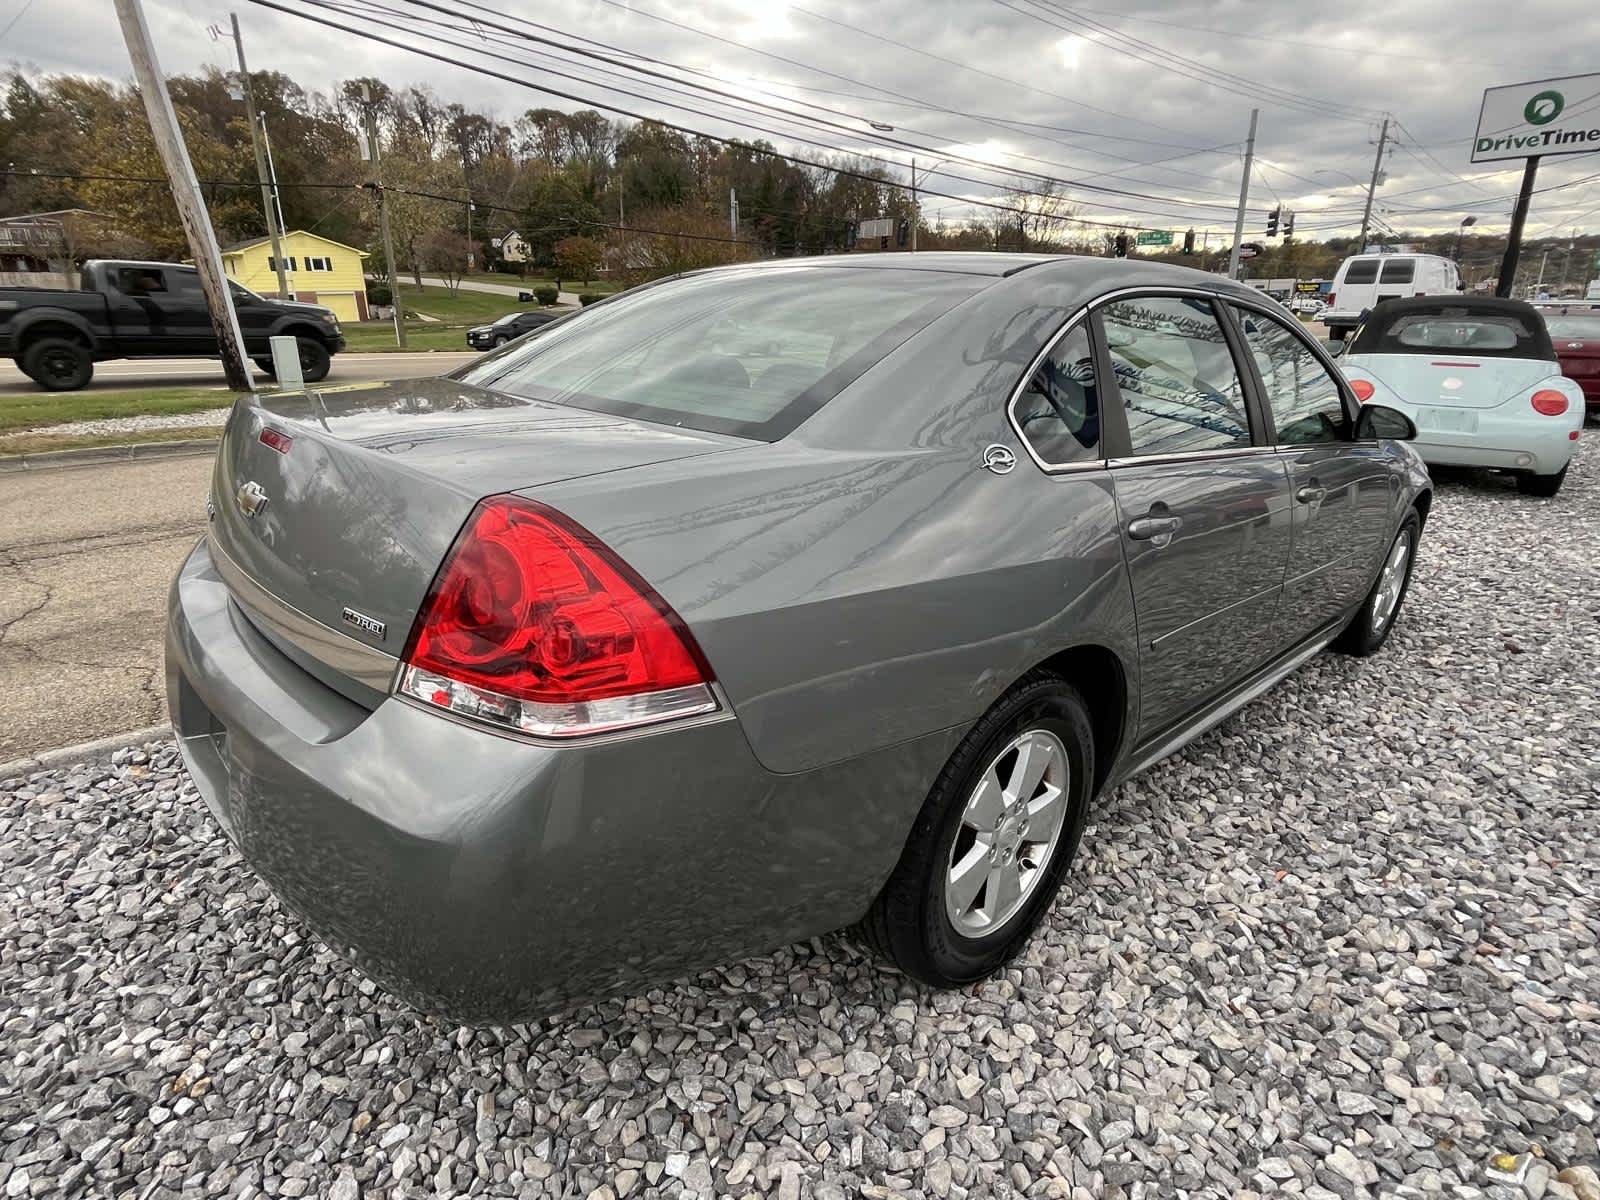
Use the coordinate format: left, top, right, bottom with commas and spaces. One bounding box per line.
1335, 297, 1584, 497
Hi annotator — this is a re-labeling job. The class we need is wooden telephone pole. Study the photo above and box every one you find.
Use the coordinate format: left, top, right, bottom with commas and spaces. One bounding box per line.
115, 0, 251, 391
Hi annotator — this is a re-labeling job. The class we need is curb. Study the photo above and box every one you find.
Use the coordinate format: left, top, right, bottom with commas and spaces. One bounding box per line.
0, 723, 175, 782
0, 437, 219, 474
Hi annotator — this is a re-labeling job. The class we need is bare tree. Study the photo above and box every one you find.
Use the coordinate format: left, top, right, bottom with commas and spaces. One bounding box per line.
419, 229, 474, 293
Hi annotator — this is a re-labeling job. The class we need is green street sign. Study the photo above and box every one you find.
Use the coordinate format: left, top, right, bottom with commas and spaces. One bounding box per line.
1135, 230, 1173, 246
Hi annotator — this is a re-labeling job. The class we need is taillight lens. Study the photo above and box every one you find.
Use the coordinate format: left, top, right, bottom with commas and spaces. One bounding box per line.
1531, 389, 1570, 416
398, 495, 716, 737
1350, 379, 1375, 402
1326, 292, 1336, 308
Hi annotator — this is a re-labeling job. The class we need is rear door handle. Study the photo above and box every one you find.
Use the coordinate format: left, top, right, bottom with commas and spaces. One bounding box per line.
1127, 515, 1182, 541
1296, 485, 1327, 504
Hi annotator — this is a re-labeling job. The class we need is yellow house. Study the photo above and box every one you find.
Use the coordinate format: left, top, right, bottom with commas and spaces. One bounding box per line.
221, 230, 369, 323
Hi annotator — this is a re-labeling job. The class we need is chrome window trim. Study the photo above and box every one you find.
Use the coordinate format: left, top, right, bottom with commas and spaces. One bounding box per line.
1006, 284, 1345, 475
1003, 310, 1106, 475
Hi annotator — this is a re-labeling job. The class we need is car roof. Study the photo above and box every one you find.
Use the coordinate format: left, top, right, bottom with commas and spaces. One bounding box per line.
701, 251, 1063, 278
1368, 295, 1544, 318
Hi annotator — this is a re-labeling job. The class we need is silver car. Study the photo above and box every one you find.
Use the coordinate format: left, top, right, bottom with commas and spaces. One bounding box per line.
167, 254, 1431, 1020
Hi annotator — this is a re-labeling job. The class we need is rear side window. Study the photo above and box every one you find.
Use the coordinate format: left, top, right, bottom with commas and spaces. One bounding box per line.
1101, 296, 1252, 456
115, 267, 167, 295
1014, 324, 1100, 466
458, 267, 986, 441
1380, 259, 1415, 284
1351, 306, 1555, 360
1343, 259, 1380, 285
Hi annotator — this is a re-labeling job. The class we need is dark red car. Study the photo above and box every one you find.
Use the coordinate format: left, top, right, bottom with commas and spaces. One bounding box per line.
1539, 305, 1600, 417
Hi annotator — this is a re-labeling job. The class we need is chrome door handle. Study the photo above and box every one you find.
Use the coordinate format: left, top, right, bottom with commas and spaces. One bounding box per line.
1127, 515, 1182, 541
1296, 485, 1327, 504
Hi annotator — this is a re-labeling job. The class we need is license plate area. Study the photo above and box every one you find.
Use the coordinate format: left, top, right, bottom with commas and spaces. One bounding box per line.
1416, 407, 1479, 434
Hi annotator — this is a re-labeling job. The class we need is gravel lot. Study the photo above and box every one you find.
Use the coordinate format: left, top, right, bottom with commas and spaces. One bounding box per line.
3, 450, 1598, 1200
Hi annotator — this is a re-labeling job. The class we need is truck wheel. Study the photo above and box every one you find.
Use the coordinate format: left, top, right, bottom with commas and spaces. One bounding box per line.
297, 338, 331, 383
21, 338, 93, 391
253, 340, 331, 384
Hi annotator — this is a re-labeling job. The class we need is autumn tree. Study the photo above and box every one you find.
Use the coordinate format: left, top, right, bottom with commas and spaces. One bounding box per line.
553, 235, 603, 285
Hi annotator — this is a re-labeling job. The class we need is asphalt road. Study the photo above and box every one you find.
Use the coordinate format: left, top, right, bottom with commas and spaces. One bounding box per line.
0, 351, 478, 396
0, 452, 211, 761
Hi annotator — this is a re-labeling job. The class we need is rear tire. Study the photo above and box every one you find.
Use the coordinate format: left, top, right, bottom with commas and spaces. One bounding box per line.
1516, 465, 1567, 497
21, 337, 93, 391
251, 339, 330, 384
253, 357, 275, 377
859, 673, 1094, 987
1334, 511, 1419, 657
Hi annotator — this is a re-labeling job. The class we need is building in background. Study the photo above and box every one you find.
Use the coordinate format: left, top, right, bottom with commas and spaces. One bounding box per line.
0, 209, 124, 287
221, 230, 370, 321
491, 231, 530, 264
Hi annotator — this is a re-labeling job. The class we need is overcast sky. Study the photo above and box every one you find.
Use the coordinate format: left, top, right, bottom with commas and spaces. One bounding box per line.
5, 0, 1598, 240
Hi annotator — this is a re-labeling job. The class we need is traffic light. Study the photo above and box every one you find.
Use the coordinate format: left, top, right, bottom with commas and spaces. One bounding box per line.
896, 218, 909, 247
1266, 206, 1281, 237
1283, 210, 1295, 237
1183, 228, 1195, 255
1114, 233, 1129, 258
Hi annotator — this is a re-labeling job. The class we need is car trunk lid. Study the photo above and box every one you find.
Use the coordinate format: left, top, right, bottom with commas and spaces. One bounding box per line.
1354, 353, 1558, 409
206, 377, 742, 702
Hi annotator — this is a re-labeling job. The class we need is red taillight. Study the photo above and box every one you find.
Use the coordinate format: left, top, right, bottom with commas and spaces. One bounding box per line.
398, 495, 716, 737
259, 427, 294, 454
1325, 292, 1336, 308
1350, 379, 1375, 402
1531, 389, 1570, 416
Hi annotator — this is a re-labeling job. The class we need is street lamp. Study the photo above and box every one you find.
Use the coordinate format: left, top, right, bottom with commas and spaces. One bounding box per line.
1454, 215, 1477, 263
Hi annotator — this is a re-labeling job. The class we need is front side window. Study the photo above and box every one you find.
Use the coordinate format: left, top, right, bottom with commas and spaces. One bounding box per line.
1343, 259, 1380, 285
456, 267, 986, 441
1102, 296, 1252, 456
1013, 324, 1100, 466
1236, 307, 1347, 445
1380, 258, 1415, 284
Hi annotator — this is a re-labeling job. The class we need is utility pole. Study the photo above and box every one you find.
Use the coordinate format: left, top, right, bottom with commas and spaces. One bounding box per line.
115, 0, 250, 391
911, 157, 918, 252
229, 14, 288, 302
362, 83, 406, 348
1358, 116, 1390, 253
1227, 108, 1259, 281
729, 187, 738, 236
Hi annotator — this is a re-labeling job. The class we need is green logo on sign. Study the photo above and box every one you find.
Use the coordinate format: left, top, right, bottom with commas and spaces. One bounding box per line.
1525, 90, 1564, 126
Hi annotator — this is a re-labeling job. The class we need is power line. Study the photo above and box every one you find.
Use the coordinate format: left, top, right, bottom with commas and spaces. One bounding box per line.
336, 0, 1244, 208
253, 0, 1246, 229
1002, 0, 1381, 124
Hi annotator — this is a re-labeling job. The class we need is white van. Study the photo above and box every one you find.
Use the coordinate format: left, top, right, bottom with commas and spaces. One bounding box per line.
1323, 254, 1463, 339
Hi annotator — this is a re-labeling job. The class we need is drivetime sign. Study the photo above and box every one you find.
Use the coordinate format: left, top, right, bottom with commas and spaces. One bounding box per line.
1473, 72, 1600, 162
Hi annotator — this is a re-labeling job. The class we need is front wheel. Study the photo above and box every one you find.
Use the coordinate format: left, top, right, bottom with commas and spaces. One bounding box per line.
859, 674, 1094, 987
1516, 465, 1567, 497
253, 339, 331, 384
1334, 511, 1420, 656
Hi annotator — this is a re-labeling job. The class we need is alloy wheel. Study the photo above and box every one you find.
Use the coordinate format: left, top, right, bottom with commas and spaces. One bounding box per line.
944, 728, 1070, 936
1371, 528, 1413, 634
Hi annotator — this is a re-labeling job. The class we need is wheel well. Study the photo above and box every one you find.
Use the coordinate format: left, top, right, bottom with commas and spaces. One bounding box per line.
277, 324, 326, 344
1413, 489, 1433, 527
1034, 643, 1128, 794
19, 322, 91, 352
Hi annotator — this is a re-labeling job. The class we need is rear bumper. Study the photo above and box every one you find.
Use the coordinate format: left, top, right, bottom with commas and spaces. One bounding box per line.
1407, 409, 1580, 475
166, 537, 947, 1020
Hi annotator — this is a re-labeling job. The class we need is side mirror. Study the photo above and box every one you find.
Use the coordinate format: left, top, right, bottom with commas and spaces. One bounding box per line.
1322, 339, 1345, 358
1355, 403, 1416, 441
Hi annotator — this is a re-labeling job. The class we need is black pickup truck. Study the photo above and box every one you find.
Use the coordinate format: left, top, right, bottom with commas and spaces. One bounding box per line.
0, 259, 346, 391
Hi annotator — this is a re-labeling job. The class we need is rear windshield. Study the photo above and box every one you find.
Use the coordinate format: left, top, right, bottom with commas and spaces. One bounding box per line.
455, 267, 986, 440
1544, 313, 1600, 339
1350, 306, 1555, 360
1342, 259, 1380, 284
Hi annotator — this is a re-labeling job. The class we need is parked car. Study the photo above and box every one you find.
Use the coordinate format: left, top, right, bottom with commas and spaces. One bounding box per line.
0, 260, 345, 390
466, 309, 560, 350
1323, 253, 1463, 341
1537, 305, 1600, 417
166, 254, 1430, 1020
1336, 297, 1583, 496
1291, 295, 1327, 317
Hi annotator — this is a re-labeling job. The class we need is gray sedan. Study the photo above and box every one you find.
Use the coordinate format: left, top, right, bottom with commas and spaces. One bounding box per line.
166, 253, 1431, 1020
